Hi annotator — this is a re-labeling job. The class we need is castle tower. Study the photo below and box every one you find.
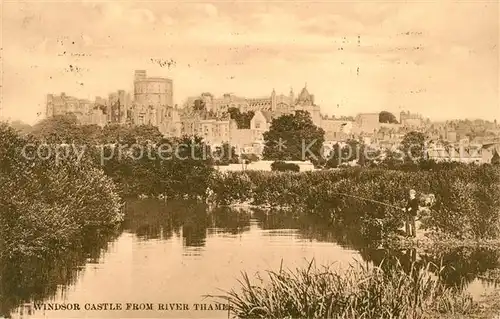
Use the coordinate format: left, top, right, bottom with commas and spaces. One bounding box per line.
289, 87, 294, 105
133, 70, 173, 127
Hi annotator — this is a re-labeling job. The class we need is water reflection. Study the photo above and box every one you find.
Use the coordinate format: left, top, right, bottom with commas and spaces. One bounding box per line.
0, 229, 120, 318
2, 201, 500, 318
123, 200, 252, 249
252, 208, 500, 289
358, 246, 500, 289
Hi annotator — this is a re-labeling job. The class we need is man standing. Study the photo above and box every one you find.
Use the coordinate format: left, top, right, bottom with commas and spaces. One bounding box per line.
405, 189, 419, 237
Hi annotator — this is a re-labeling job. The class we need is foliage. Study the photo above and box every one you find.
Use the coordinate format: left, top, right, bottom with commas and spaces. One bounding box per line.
209, 172, 253, 206
29, 116, 164, 146
212, 142, 239, 165
401, 131, 426, 161
240, 153, 259, 163
263, 111, 325, 161
217, 260, 476, 319
325, 143, 346, 168
0, 124, 122, 260
101, 124, 163, 145
28, 117, 213, 200
270, 161, 300, 172
492, 150, 500, 165
101, 135, 215, 199
227, 107, 255, 129
7, 120, 32, 135
379, 111, 399, 124
325, 140, 381, 168
29, 114, 83, 143
210, 165, 500, 240
193, 98, 206, 111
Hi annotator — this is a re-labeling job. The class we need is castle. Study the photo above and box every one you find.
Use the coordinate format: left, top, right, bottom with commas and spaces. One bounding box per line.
45, 70, 400, 155
184, 85, 321, 126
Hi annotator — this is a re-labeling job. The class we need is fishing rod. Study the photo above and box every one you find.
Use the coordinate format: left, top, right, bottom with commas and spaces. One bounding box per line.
329, 192, 405, 211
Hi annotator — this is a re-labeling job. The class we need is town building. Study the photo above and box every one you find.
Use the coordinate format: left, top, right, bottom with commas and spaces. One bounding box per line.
426, 144, 483, 164
184, 85, 322, 127
353, 113, 380, 134
400, 111, 423, 127
46, 93, 93, 123
45, 93, 114, 127
320, 115, 354, 141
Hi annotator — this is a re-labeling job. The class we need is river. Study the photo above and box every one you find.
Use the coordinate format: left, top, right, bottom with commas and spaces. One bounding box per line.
3, 199, 500, 318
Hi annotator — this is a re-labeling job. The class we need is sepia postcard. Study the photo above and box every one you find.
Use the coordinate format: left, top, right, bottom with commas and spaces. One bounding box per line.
1, 1, 500, 318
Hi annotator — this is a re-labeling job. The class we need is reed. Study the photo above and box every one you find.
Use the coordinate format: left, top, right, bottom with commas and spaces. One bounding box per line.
216, 259, 476, 319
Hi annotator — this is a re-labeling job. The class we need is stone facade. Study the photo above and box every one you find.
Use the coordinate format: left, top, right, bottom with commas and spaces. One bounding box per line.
320, 116, 354, 141
354, 113, 380, 134
131, 70, 175, 134
185, 85, 321, 127
46, 93, 114, 127
400, 111, 423, 127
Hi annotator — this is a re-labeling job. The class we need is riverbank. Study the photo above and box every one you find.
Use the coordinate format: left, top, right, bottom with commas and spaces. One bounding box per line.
217, 259, 499, 319
211, 166, 500, 242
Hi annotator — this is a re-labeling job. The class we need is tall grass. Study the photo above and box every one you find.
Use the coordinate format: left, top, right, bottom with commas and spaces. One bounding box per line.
217, 260, 476, 319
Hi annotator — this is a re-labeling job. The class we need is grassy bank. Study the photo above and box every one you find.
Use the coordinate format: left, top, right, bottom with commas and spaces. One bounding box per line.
0, 124, 123, 260
217, 260, 480, 319
210, 166, 500, 240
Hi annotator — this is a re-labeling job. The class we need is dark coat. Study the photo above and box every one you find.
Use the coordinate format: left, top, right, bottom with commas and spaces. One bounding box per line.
406, 197, 419, 217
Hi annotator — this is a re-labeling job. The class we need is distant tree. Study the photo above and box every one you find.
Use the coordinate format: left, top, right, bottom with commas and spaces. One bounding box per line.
325, 143, 343, 168
79, 124, 103, 144
227, 107, 254, 129
492, 150, 500, 165
271, 161, 300, 172
379, 111, 398, 124
213, 142, 239, 165
325, 139, 378, 168
263, 111, 324, 161
193, 99, 206, 111
380, 149, 405, 169
132, 125, 163, 144
8, 120, 32, 135
102, 124, 134, 144
30, 114, 82, 143
101, 124, 162, 145
400, 131, 426, 162
241, 153, 259, 163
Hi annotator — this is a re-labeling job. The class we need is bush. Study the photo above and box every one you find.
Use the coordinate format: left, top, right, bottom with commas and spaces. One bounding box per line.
100, 135, 214, 199
0, 124, 123, 260
210, 166, 500, 240
271, 161, 300, 172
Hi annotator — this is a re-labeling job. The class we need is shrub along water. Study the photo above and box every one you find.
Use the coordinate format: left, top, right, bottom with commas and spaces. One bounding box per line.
210, 165, 500, 240
100, 135, 214, 199
218, 260, 476, 319
0, 124, 123, 260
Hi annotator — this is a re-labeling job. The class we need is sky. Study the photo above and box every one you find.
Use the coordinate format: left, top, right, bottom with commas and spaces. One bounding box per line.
1, 0, 499, 124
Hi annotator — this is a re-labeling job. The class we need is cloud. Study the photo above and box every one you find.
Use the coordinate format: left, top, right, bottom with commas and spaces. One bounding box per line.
203, 4, 218, 18
1, 1, 499, 123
